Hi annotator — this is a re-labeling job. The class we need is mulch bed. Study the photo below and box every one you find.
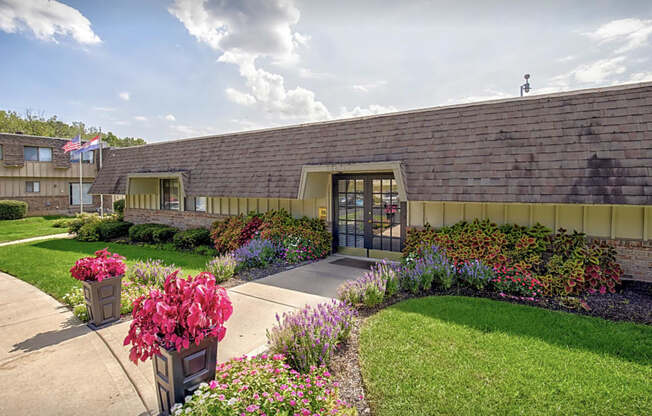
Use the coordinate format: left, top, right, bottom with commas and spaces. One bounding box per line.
329, 280, 651, 415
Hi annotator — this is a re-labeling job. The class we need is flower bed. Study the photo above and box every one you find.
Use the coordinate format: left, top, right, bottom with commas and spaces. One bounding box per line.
404, 220, 623, 296
172, 354, 356, 416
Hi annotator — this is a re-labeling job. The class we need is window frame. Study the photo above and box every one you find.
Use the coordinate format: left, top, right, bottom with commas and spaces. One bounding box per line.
24, 146, 53, 162
160, 178, 180, 211
25, 181, 40, 193
185, 196, 207, 212
70, 150, 94, 164
69, 183, 93, 205
0, 144, 3, 160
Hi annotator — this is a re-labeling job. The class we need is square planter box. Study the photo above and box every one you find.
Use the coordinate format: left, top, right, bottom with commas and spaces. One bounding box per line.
152, 336, 218, 416
81, 275, 123, 328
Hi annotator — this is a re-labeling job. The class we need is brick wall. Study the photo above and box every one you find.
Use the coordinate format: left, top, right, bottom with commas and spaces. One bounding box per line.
599, 239, 652, 283
2, 194, 114, 216
125, 208, 228, 230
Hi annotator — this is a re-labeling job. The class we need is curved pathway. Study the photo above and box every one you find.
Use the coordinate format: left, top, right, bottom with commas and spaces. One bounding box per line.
0, 255, 367, 415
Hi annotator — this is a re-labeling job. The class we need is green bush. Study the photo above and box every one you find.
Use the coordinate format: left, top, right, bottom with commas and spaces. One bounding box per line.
113, 199, 125, 216
193, 245, 217, 257
68, 213, 101, 234
97, 221, 133, 241
173, 228, 211, 250
0, 200, 28, 219
129, 223, 178, 243
77, 221, 102, 242
52, 217, 75, 228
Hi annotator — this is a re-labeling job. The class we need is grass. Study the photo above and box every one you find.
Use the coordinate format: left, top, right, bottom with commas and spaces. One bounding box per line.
359, 296, 652, 416
0, 239, 212, 300
0, 216, 69, 243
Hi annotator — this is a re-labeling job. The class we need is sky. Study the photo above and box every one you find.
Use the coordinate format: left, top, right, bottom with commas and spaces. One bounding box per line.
1, 0, 652, 143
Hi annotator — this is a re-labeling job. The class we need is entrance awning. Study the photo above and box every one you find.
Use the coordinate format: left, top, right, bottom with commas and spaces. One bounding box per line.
297, 161, 407, 201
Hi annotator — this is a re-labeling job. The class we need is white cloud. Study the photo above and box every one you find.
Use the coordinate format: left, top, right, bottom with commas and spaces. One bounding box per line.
352, 80, 388, 93
339, 104, 397, 118
298, 67, 332, 79
586, 18, 652, 53
225, 87, 256, 106
169, 0, 331, 121
114, 120, 130, 126
93, 106, 115, 112
557, 55, 575, 63
0, 0, 100, 44
551, 56, 627, 87
118, 91, 130, 101
628, 71, 652, 83
164, 114, 176, 121
133, 115, 147, 121
170, 124, 215, 137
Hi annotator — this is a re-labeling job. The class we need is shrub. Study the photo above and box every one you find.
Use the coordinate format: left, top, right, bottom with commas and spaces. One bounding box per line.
52, 217, 75, 228
126, 259, 176, 287
113, 199, 125, 216
97, 220, 132, 240
404, 220, 623, 297
172, 354, 355, 416
211, 215, 246, 253
233, 238, 280, 270
68, 213, 100, 234
128, 223, 178, 243
267, 300, 357, 372
172, 228, 211, 250
210, 209, 332, 260
205, 254, 237, 283
77, 221, 102, 241
458, 259, 495, 290
0, 200, 28, 219
491, 265, 544, 298
124, 271, 233, 364
70, 249, 126, 282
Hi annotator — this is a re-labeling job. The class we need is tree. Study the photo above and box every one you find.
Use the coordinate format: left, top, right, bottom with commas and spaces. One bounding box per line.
0, 110, 146, 147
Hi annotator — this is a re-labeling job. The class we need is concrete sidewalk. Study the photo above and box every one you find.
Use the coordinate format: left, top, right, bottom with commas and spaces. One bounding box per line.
0, 233, 72, 247
0, 255, 367, 415
0, 271, 148, 416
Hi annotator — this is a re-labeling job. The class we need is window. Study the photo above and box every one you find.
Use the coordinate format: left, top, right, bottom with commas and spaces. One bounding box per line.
0, 144, 3, 160
70, 150, 94, 163
26, 181, 40, 193
160, 179, 180, 210
24, 146, 52, 162
70, 183, 93, 205
185, 196, 207, 212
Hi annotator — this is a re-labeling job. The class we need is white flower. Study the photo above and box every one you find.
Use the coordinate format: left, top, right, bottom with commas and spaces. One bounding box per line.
227, 397, 237, 406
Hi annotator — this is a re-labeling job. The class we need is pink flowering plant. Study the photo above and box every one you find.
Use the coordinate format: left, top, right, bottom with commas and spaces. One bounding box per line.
123, 271, 233, 364
171, 354, 355, 416
491, 265, 543, 298
69, 249, 126, 282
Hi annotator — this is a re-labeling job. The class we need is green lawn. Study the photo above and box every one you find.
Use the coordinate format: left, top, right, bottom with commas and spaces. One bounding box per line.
360, 296, 652, 416
0, 239, 212, 300
0, 216, 69, 243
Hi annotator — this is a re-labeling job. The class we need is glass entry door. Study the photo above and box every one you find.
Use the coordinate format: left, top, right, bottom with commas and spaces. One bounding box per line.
333, 173, 405, 253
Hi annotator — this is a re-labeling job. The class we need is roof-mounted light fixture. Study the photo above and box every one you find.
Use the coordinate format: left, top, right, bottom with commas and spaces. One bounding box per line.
520, 74, 531, 97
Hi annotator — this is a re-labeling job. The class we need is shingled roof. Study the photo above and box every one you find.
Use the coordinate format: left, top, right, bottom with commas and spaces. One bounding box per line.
90, 82, 652, 205
0, 134, 74, 169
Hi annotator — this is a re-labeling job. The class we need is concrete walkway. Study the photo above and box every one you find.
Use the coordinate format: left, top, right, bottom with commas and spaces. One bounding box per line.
0, 255, 368, 415
0, 233, 72, 247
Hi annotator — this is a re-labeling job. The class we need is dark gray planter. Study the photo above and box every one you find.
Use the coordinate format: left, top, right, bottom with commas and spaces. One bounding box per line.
152, 336, 218, 416
81, 275, 123, 328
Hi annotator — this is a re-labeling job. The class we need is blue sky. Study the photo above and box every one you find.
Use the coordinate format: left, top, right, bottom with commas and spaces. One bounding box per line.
1, 0, 652, 142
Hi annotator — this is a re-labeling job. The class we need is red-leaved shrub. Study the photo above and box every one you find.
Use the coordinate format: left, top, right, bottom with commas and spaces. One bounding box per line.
69, 249, 126, 282
123, 271, 233, 364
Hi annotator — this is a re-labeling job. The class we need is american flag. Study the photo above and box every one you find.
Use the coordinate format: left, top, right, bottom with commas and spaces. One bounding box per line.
63, 135, 82, 153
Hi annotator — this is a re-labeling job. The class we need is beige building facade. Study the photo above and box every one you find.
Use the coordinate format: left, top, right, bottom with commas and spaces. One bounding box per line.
0, 133, 114, 215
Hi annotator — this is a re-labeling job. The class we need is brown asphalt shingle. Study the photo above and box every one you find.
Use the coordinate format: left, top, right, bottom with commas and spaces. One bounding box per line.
90, 82, 652, 205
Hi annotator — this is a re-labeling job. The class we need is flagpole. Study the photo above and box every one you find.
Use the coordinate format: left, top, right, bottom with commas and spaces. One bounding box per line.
99, 127, 103, 217
79, 128, 83, 215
